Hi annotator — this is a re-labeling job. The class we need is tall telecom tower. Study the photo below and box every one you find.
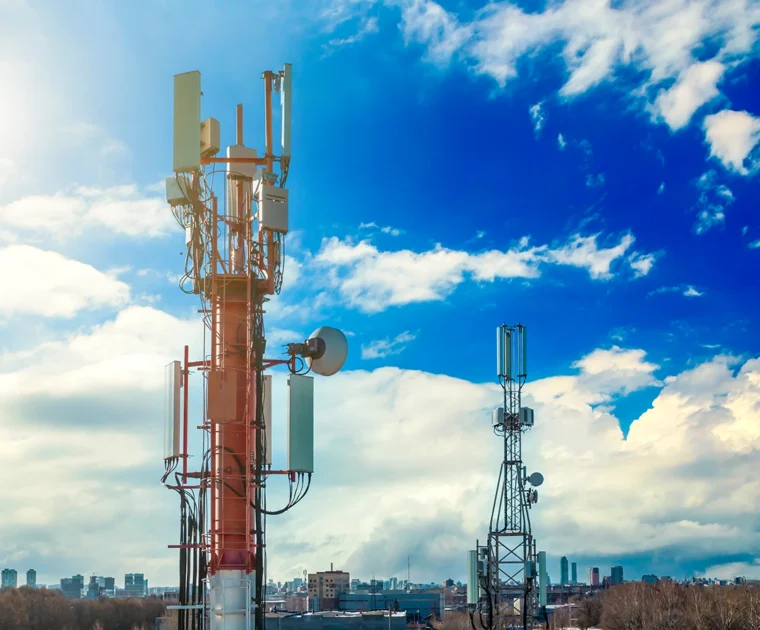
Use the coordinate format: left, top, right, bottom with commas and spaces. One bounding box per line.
469, 325, 543, 630
162, 66, 348, 630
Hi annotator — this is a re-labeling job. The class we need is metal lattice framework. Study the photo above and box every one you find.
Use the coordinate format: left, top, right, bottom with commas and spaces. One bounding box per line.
483, 324, 537, 630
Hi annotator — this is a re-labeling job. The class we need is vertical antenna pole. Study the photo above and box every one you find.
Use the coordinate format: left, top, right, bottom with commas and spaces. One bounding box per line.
237, 104, 244, 146
264, 72, 274, 175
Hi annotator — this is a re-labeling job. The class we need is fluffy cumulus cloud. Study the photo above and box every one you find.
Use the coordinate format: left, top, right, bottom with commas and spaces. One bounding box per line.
3, 298, 760, 585
0, 244, 130, 318
266, 347, 760, 582
393, 0, 760, 125
703, 110, 760, 174
0, 184, 176, 240
654, 61, 725, 131
0, 306, 201, 583
314, 231, 654, 313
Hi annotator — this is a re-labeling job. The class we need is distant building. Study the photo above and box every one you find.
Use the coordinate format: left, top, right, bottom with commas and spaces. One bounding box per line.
61, 575, 85, 599
571, 563, 577, 584
88, 575, 112, 599
285, 595, 308, 612
125, 573, 148, 598
587, 568, 600, 587
26, 569, 36, 588
642, 574, 659, 585
560, 557, 569, 585
308, 566, 350, 611
337, 592, 444, 619
1, 569, 18, 588
444, 578, 454, 588
611, 566, 624, 585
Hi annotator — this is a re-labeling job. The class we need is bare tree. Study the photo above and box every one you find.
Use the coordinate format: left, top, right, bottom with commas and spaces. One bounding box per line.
550, 606, 571, 630
743, 587, 760, 630
576, 596, 602, 630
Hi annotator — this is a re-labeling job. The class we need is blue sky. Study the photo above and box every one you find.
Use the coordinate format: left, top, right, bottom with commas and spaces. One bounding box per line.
1, 0, 760, 589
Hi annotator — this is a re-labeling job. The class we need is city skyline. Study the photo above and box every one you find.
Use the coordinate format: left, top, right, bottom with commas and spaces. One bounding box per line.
1, 0, 759, 588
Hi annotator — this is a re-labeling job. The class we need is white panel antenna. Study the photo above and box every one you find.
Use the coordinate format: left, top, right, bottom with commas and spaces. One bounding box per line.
287, 374, 314, 473
264, 375, 273, 466
164, 361, 181, 459
281, 63, 292, 159
173, 71, 201, 173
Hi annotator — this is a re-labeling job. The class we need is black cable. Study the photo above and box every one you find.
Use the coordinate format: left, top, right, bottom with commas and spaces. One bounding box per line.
261, 473, 312, 515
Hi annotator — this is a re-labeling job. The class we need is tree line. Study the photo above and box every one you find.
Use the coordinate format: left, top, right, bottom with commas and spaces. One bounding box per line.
556, 582, 760, 630
0, 586, 169, 630
438, 582, 760, 630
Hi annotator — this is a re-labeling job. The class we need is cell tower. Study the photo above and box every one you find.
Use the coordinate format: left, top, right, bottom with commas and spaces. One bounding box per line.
162, 66, 348, 630
469, 325, 543, 630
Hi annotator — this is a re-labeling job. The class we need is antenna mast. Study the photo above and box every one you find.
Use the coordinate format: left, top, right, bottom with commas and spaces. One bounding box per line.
473, 325, 540, 630
163, 65, 347, 630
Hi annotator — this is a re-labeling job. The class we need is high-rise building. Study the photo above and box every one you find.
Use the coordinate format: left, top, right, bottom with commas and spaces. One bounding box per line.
1, 569, 18, 588
308, 567, 350, 611
125, 573, 147, 598
26, 569, 36, 588
105, 577, 115, 592
641, 574, 659, 584
587, 567, 600, 587
571, 562, 577, 584
611, 566, 624, 586
560, 557, 569, 585
61, 575, 85, 599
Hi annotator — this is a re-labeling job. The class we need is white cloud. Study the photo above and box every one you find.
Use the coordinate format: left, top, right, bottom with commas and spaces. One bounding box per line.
394, 0, 760, 126
0, 305, 198, 397
557, 133, 567, 150
628, 252, 657, 278
683, 285, 703, 297
0, 244, 130, 318
529, 101, 546, 136
650, 284, 704, 298
571, 345, 660, 398
694, 170, 734, 234
545, 232, 639, 280
654, 60, 725, 131
361, 331, 417, 359
749, 240, 760, 250
4, 301, 760, 585
0, 184, 176, 240
314, 231, 653, 312
0, 305, 199, 582
269, 350, 760, 581
658, 182, 665, 194
328, 15, 380, 48
400, 0, 473, 65
703, 109, 760, 174
381, 225, 402, 236
361, 222, 403, 237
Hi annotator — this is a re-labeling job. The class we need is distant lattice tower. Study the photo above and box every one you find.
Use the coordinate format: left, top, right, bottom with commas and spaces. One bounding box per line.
469, 325, 544, 630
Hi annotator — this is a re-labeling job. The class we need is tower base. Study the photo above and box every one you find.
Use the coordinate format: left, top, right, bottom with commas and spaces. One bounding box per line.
210, 569, 255, 630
